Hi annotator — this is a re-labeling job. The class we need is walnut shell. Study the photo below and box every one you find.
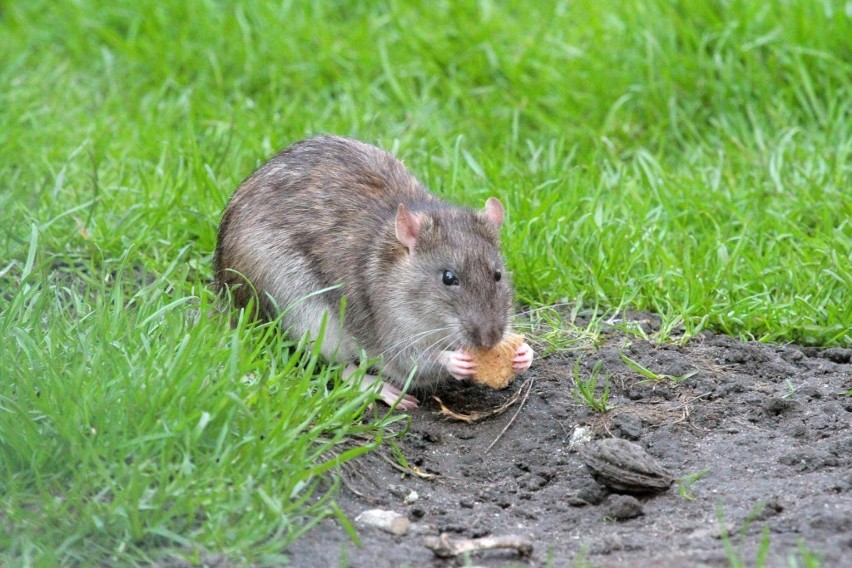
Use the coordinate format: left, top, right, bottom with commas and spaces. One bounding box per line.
580, 438, 674, 494
470, 334, 524, 390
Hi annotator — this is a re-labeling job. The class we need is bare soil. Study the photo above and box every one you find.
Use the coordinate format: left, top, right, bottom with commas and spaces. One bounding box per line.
287, 315, 851, 567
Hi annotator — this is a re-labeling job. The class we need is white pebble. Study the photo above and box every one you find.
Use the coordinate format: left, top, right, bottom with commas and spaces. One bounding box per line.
569, 426, 593, 451
355, 509, 410, 536
404, 490, 419, 505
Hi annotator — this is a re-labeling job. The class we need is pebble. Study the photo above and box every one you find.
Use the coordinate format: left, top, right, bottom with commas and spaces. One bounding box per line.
355, 509, 410, 536
569, 426, 593, 451
604, 495, 644, 520
404, 490, 419, 505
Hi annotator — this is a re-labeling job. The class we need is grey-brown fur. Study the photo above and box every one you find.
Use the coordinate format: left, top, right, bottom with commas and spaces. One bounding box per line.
214, 135, 514, 389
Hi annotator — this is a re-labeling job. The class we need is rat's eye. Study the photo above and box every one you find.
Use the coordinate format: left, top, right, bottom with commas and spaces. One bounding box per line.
494, 270, 502, 282
442, 270, 459, 286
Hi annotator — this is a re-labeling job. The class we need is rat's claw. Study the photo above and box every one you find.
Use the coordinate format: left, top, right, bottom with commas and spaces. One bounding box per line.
394, 394, 420, 411
342, 364, 419, 411
440, 349, 477, 381
512, 342, 534, 373
379, 382, 419, 410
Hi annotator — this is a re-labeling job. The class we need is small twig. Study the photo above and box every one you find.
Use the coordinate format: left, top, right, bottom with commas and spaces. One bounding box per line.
376, 449, 437, 480
485, 376, 534, 453
424, 533, 533, 558
432, 397, 484, 423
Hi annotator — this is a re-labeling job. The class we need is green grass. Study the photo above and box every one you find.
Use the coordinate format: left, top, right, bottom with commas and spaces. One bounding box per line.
1, 231, 392, 564
1, 0, 849, 564
571, 359, 612, 412
619, 352, 699, 383
677, 468, 711, 501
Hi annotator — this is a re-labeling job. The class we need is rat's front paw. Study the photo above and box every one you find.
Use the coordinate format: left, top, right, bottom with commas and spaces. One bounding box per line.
440, 350, 477, 381
512, 342, 534, 373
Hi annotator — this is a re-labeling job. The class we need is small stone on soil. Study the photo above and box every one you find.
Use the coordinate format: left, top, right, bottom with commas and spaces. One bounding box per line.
604, 495, 644, 520
355, 509, 410, 536
569, 425, 593, 451
403, 490, 419, 505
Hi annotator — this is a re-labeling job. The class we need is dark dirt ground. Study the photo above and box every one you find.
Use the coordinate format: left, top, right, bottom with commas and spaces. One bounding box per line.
286, 314, 851, 567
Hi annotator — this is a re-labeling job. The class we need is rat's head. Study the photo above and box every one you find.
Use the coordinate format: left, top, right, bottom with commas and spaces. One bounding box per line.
389, 198, 514, 351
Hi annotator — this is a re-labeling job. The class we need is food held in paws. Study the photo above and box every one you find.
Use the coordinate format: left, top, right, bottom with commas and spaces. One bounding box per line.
470, 334, 525, 389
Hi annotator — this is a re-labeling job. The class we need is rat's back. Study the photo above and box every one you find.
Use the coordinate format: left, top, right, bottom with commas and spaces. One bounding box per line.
213, 135, 430, 359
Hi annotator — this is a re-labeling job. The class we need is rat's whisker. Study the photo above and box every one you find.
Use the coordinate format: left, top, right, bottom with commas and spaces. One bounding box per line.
379, 326, 455, 369
378, 325, 453, 360
420, 328, 464, 360
385, 326, 463, 375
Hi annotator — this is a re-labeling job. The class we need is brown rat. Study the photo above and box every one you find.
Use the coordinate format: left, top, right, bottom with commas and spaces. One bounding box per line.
214, 135, 533, 409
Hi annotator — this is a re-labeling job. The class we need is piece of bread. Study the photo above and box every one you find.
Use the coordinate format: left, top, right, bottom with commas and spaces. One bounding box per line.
470, 333, 524, 390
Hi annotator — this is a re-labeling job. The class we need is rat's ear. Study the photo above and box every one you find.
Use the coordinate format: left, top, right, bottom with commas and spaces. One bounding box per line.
395, 203, 421, 254
483, 197, 504, 227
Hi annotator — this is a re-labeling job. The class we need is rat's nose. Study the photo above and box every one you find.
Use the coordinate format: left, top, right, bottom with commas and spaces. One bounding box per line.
470, 323, 504, 350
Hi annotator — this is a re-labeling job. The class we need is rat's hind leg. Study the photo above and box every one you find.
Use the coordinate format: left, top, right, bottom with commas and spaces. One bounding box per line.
263, 254, 360, 359
342, 364, 419, 410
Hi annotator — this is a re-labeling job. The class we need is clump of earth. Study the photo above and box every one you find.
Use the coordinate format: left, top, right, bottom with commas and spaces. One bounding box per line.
287, 313, 851, 567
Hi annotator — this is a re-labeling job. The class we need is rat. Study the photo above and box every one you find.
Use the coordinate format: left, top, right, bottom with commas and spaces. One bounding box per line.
214, 135, 533, 409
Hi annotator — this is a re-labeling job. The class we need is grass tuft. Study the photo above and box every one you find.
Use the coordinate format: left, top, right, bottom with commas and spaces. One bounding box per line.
570, 360, 612, 413
619, 352, 699, 384
0, 248, 394, 564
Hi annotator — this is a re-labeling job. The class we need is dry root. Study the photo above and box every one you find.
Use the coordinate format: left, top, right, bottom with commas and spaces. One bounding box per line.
423, 533, 533, 558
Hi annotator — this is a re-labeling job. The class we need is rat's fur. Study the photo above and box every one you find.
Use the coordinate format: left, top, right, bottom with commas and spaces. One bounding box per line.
214, 135, 514, 389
